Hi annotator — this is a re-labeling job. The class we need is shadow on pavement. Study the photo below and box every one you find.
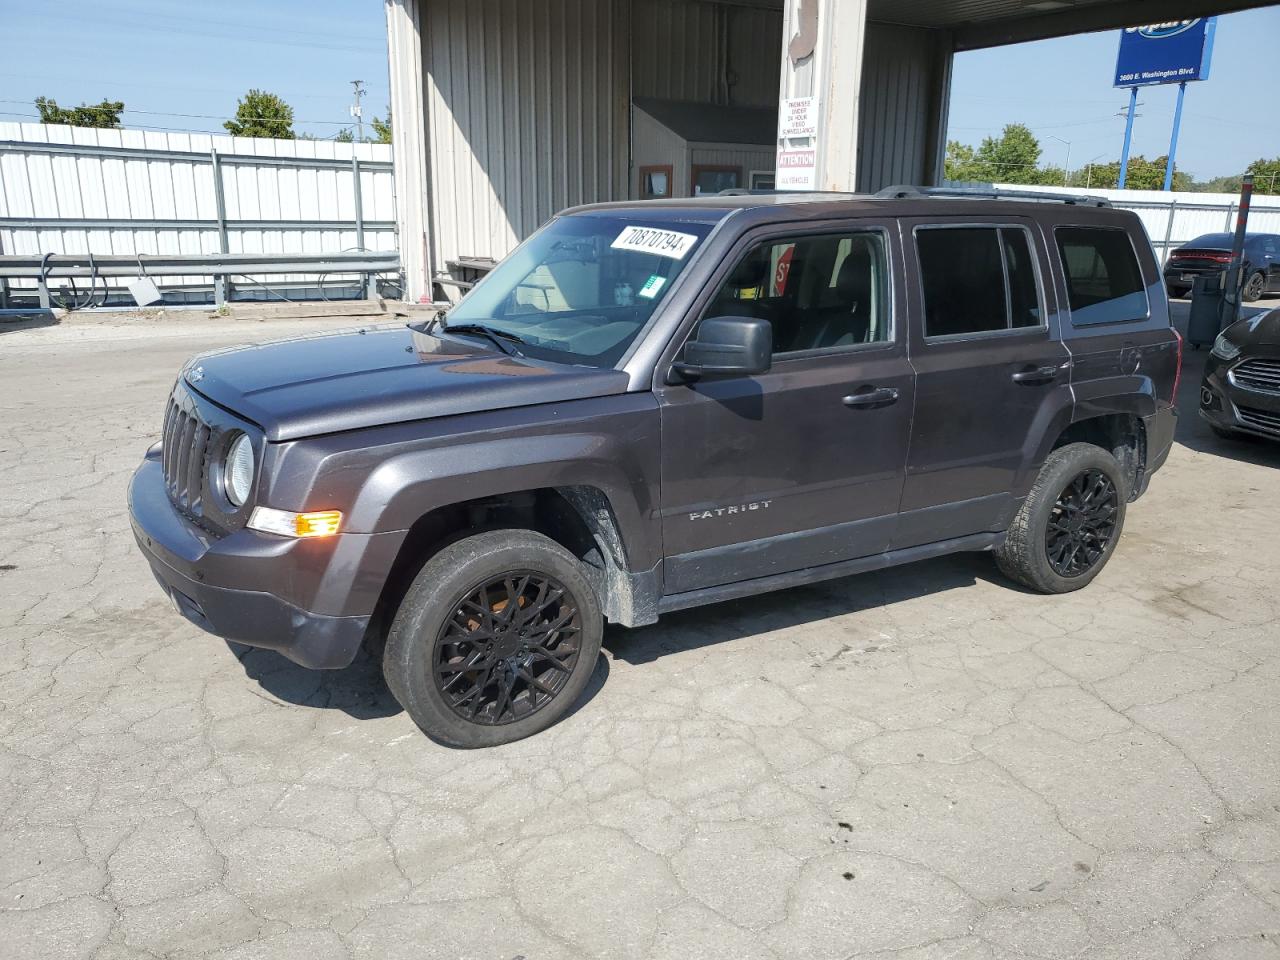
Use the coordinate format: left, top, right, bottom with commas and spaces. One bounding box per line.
228, 642, 404, 719
0, 309, 61, 333
227, 636, 613, 725
607, 551, 998, 665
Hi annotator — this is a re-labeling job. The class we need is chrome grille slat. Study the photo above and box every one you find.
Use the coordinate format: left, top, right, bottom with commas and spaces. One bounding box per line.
1230, 358, 1280, 395
1237, 405, 1280, 434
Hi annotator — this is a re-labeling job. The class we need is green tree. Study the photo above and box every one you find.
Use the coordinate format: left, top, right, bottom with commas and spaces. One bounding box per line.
975, 123, 1042, 184
223, 89, 295, 139
334, 128, 355, 143
945, 123, 1044, 185
371, 110, 392, 144
1077, 155, 1191, 191
1244, 157, 1280, 195
35, 96, 124, 128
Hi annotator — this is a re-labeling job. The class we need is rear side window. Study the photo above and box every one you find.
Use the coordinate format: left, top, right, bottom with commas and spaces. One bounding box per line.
916, 226, 1043, 337
1055, 227, 1148, 326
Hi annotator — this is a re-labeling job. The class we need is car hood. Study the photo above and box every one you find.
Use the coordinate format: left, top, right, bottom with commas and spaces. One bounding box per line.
1228, 308, 1280, 347
182, 323, 631, 441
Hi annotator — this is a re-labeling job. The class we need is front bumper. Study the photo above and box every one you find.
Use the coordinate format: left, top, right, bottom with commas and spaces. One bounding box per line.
128, 448, 405, 669
1200, 354, 1280, 442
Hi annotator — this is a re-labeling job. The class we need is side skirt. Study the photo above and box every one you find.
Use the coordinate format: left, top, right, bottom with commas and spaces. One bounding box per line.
656, 531, 1004, 616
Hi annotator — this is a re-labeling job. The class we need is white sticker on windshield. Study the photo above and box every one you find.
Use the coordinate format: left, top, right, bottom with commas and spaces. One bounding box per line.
611, 225, 698, 260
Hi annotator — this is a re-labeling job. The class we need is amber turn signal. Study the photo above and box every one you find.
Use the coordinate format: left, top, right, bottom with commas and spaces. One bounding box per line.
248, 506, 343, 539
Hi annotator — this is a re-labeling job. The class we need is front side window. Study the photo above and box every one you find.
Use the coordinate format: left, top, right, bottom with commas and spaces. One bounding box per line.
445, 214, 714, 367
1055, 226, 1148, 326
704, 231, 890, 354
916, 226, 1043, 337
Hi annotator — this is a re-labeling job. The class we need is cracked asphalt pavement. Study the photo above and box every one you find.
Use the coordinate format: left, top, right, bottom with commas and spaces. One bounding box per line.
1, 306, 1278, 960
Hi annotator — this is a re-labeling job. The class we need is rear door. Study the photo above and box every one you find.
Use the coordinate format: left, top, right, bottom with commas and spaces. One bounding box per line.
894, 218, 1071, 549
655, 220, 914, 595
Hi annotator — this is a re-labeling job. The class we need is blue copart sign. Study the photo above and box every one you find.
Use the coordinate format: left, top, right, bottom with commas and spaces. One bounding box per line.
1114, 18, 1216, 88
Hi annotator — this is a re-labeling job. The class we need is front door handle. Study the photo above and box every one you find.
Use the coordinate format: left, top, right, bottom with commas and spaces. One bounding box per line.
842, 386, 899, 408
1011, 365, 1061, 385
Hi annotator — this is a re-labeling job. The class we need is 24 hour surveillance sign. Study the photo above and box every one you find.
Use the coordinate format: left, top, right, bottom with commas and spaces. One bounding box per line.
1114, 18, 1216, 87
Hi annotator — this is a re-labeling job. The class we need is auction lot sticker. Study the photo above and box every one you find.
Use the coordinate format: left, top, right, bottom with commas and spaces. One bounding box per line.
612, 226, 698, 260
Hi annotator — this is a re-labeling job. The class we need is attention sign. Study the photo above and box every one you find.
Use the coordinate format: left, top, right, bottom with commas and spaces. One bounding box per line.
1114, 18, 1216, 87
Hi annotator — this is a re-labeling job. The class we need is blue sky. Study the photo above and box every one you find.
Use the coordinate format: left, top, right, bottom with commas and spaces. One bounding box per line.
0, 0, 390, 139
1, 1, 1275, 180
948, 6, 1280, 180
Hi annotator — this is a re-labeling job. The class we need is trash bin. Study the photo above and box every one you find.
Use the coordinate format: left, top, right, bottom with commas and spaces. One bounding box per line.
1187, 272, 1226, 348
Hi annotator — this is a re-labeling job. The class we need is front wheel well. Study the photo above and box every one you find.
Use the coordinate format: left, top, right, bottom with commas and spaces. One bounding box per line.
1050, 413, 1146, 500
365, 486, 646, 652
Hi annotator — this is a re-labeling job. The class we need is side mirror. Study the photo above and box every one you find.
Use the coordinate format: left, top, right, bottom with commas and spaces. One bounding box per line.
671, 316, 772, 381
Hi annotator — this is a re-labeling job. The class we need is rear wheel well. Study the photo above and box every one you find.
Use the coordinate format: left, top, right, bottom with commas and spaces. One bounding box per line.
366, 487, 639, 651
1051, 413, 1146, 500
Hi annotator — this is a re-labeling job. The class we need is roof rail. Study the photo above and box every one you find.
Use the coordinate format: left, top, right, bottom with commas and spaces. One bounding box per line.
874, 184, 1111, 208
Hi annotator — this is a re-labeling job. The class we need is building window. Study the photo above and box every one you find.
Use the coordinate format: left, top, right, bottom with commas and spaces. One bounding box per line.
916, 226, 1044, 337
691, 164, 742, 196
1055, 226, 1149, 326
640, 165, 672, 200
750, 170, 776, 190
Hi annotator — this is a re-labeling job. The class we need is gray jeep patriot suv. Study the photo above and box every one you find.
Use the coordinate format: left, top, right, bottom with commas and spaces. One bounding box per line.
129, 187, 1181, 747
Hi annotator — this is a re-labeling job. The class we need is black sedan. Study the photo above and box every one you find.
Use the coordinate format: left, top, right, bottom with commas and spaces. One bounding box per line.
1165, 232, 1280, 302
1200, 309, 1280, 441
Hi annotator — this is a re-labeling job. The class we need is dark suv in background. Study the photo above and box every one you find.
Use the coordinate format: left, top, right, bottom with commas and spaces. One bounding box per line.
130, 187, 1180, 747
1164, 232, 1280, 302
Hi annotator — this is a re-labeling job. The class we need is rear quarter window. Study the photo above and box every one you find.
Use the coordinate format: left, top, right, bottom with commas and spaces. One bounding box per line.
1055, 226, 1149, 326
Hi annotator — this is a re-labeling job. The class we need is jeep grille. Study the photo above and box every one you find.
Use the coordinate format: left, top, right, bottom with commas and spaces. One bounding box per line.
161, 388, 212, 517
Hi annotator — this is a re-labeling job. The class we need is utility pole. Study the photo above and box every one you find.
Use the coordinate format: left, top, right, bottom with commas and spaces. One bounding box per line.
1046, 134, 1071, 186
350, 79, 366, 142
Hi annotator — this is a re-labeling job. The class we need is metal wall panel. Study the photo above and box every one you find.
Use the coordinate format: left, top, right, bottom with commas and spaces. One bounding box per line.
0, 121, 395, 292
631, 0, 782, 108
855, 22, 949, 192
423, 0, 629, 272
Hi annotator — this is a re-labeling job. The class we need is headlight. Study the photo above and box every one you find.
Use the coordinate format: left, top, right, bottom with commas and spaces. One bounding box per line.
1211, 333, 1240, 362
224, 433, 255, 507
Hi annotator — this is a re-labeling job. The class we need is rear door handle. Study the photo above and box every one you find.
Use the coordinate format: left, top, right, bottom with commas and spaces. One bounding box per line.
842, 387, 899, 408
1011, 365, 1062, 385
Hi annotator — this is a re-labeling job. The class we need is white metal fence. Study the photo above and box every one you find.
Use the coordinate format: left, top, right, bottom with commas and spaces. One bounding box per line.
995, 183, 1280, 263
0, 121, 398, 304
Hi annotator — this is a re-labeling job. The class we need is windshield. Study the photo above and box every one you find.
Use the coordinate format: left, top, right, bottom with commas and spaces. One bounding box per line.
443, 213, 714, 366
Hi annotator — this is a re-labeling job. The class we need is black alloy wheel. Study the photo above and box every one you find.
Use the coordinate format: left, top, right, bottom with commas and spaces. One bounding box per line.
1243, 271, 1266, 303
1045, 469, 1119, 578
434, 572, 582, 725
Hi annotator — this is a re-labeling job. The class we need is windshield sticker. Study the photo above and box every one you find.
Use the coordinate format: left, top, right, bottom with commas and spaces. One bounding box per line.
611, 226, 698, 260
638, 275, 667, 299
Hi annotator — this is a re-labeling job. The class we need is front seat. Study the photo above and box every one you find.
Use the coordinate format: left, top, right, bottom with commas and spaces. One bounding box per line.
785, 241, 874, 352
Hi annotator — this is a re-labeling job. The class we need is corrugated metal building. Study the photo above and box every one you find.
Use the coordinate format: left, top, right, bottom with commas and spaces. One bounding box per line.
384, 0, 1272, 302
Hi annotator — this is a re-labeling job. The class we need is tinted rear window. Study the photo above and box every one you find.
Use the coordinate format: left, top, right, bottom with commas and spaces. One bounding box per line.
1055, 227, 1148, 326
916, 226, 1042, 337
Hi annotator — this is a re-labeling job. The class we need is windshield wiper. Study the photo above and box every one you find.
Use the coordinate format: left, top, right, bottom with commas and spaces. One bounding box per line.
440, 322, 526, 357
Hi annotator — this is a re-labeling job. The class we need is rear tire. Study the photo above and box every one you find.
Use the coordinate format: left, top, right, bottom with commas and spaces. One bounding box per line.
995, 443, 1127, 594
1242, 271, 1266, 303
383, 529, 603, 748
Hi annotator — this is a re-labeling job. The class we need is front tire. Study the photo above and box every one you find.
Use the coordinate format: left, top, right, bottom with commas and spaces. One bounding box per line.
383, 530, 603, 748
995, 443, 1127, 594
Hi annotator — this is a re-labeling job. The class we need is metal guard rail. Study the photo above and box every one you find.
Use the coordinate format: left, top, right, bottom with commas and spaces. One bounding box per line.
0, 251, 401, 308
